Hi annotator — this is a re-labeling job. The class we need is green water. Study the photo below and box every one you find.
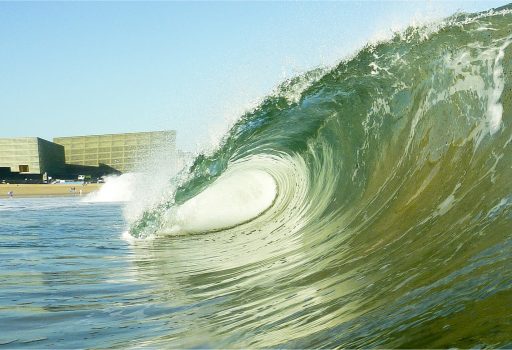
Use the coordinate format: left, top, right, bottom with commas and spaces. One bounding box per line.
1, 5, 511, 349
128, 6, 512, 347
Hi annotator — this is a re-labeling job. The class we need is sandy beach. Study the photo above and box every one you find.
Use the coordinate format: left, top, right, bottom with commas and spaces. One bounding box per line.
0, 183, 102, 198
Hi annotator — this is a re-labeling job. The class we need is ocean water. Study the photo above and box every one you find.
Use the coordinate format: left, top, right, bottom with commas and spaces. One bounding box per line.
0, 198, 140, 348
2, 5, 512, 349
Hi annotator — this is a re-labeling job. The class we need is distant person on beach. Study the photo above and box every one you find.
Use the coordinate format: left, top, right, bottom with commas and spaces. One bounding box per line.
7, 191, 13, 198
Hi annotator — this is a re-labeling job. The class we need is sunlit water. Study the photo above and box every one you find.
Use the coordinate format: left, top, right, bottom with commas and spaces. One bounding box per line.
0, 198, 175, 348
2, 6, 512, 349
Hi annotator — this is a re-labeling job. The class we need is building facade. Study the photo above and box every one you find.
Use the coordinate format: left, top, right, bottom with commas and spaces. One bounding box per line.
53, 131, 176, 173
0, 137, 65, 177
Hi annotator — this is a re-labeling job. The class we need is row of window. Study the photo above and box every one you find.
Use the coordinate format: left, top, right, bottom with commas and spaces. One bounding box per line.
56, 137, 170, 145
66, 156, 138, 162
61, 140, 151, 146
0, 155, 39, 160
0, 149, 38, 153
64, 146, 154, 153
77, 160, 135, 170
0, 152, 39, 157
0, 140, 38, 145
62, 144, 168, 152
67, 154, 144, 161
56, 134, 168, 141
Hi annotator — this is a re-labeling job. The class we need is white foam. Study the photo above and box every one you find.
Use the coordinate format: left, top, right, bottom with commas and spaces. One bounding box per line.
487, 36, 511, 135
162, 169, 277, 234
435, 183, 461, 217
83, 173, 136, 203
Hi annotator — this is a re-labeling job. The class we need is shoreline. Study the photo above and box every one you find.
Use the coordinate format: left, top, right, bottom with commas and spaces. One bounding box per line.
0, 184, 102, 198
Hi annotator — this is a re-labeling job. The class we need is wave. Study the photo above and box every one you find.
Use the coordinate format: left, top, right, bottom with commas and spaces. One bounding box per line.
125, 6, 512, 348
160, 159, 277, 234
83, 173, 136, 203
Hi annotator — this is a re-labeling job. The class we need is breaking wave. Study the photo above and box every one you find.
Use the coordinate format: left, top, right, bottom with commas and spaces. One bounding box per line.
83, 173, 136, 203
125, 6, 512, 348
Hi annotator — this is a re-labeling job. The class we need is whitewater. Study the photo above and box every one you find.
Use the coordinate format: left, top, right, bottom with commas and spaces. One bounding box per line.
1, 5, 511, 349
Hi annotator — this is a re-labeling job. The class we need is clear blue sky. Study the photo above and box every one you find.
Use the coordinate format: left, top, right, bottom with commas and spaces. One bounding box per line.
0, 1, 509, 151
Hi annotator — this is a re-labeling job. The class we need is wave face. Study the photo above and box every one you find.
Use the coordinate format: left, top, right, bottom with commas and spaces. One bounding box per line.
128, 7, 512, 348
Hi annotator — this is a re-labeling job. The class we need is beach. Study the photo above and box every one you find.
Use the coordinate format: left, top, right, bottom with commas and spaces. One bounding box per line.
0, 183, 102, 198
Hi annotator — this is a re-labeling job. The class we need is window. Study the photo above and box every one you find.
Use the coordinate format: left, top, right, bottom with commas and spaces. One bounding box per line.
19, 165, 29, 172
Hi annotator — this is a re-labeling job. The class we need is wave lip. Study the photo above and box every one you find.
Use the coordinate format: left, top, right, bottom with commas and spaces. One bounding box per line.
162, 168, 277, 234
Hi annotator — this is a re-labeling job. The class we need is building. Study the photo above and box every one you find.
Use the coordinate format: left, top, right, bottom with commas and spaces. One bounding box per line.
0, 131, 177, 182
0, 137, 65, 180
53, 130, 176, 173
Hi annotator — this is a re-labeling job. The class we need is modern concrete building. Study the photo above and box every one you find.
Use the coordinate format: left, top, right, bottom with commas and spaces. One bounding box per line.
0, 137, 65, 178
53, 131, 176, 173
0, 131, 177, 181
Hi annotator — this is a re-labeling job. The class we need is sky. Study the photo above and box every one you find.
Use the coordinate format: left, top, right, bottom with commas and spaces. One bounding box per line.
0, 1, 510, 152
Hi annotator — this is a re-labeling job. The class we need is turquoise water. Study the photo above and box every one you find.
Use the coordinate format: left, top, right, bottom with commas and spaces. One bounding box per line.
2, 5, 512, 349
